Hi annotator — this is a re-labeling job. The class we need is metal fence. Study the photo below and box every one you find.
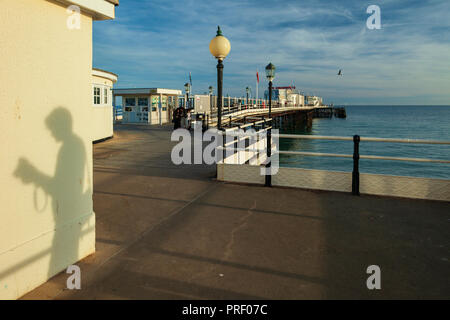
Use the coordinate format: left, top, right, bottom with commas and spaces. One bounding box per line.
217, 127, 450, 201
274, 134, 450, 195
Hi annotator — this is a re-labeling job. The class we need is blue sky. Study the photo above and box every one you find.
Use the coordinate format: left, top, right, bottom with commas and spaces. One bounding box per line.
93, 0, 450, 105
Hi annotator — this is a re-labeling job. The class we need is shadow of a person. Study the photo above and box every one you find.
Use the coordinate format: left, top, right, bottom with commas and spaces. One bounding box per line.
14, 107, 91, 279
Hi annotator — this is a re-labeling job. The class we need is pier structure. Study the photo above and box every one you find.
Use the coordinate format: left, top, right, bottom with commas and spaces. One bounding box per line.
183, 91, 342, 130
112, 86, 340, 130
209, 105, 314, 129
202, 103, 345, 131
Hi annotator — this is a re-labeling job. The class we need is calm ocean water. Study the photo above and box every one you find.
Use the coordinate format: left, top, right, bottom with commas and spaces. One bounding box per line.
279, 106, 450, 179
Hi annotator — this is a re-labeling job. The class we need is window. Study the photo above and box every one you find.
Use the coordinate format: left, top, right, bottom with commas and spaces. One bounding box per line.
138, 98, 148, 106
94, 87, 101, 105
104, 88, 108, 104
125, 98, 136, 106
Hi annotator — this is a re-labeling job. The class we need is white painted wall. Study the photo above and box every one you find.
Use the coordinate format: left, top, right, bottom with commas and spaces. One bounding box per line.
92, 73, 115, 141
0, 0, 115, 299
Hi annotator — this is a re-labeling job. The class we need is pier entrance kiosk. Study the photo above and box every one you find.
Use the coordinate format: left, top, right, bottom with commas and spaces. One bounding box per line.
113, 88, 182, 125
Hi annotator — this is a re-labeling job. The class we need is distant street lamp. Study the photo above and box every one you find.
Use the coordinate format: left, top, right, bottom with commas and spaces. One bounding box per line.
265, 62, 276, 187
208, 86, 214, 113
265, 62, 276, 118
209, 26, 231, 129
184, 82, 190, 109
246, 86, 250, 106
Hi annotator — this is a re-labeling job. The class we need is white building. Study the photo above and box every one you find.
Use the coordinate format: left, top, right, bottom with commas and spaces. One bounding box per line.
265, 87, 305, 107
113, 88, 182, 125
287, 91, 305, 107
92, 68, 118, 142
306, 96, 323, 106
0, 0, 118, 300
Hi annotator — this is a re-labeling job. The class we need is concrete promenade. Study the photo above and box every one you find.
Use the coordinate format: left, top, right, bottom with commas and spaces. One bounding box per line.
22, 124, 449, 299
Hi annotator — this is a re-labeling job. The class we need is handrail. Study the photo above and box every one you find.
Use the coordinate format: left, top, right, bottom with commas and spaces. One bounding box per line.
221, 118, 273, 131
217, 125, 450, 194
360, 137, 450, 145
278, 150, 353, 158
210, 104, 308, 123
359, 154, 450, 163
276, 134, 353, 141
220, 130, 450, 168
219, 127, 270, 136
274, 134, 450, 145
277, 151, 450, 163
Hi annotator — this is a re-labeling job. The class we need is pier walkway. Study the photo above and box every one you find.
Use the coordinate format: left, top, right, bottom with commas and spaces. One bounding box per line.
207, 104, 314, 127
22, 124, 449, 299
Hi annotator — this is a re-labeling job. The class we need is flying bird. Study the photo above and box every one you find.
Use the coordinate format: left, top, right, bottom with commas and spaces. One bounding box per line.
337, 69, 343, 76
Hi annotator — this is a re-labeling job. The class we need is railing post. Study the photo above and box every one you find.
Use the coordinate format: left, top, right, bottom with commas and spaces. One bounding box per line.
221, 128, 226, 165
252, 121, 257, 164
264, 119, 272, 187
352, 135, 360, 195
236, 124, 241, 164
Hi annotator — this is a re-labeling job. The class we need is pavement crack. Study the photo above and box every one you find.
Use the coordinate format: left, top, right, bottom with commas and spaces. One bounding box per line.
223, 200, 256, 261
188, 200, 257, 283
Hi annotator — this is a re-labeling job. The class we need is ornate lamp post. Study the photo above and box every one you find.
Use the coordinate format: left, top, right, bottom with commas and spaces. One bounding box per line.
209, 26, 230, 129
265, 63, 276, 187
184, 82, 190, 109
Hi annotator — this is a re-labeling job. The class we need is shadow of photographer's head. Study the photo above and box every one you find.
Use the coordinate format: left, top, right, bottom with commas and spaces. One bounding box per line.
45, 107, 73, 142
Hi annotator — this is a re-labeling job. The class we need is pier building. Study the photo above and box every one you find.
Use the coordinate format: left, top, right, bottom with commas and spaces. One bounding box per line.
306, 95, 323, 106
113, 88, 182, 125
264, 87, 305, 107
92, 68, 118, 142
179, 94, 214, 114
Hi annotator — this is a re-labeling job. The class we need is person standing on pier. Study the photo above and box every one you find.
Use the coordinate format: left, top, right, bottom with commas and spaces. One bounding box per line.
185, 108, 192, 130
173, 106, 184, 130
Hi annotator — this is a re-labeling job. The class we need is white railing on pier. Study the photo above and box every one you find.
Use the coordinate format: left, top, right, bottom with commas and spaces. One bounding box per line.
216, 118, 273, 166
209, 104, 311, 127
276, 134, 450, 144
216, 130, 450, 202
273, 134, 450, 164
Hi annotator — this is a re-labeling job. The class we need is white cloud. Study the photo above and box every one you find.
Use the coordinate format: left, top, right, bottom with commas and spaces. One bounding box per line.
93, 0, 450, 104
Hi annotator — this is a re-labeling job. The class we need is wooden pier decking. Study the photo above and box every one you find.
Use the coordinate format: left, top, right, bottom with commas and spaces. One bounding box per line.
22, 124, 450, 300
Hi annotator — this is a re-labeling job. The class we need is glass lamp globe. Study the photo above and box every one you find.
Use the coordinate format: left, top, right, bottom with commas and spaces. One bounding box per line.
265, 63, 276, 82
209, 26, 231, 60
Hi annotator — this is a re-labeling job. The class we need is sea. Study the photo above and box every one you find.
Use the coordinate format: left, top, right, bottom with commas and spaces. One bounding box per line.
279, 105, 450, 180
